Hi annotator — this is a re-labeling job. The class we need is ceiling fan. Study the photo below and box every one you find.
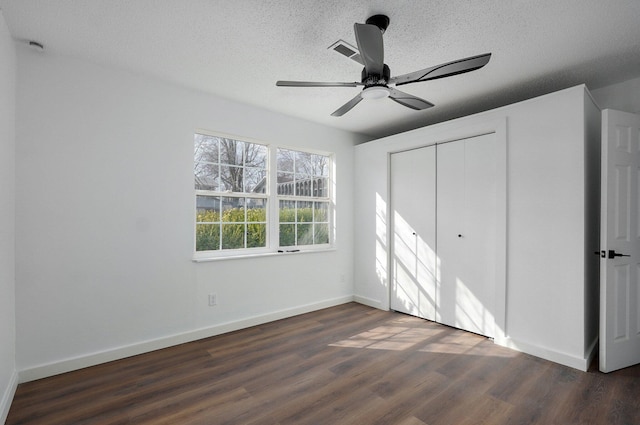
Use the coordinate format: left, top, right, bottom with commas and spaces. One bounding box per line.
276, 15, 491, 117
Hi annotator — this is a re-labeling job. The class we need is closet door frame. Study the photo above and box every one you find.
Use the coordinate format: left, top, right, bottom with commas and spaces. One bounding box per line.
387, 119, 507, 342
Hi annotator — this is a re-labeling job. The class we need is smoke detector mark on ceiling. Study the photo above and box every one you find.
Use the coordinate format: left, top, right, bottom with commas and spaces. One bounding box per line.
328, 40, 363, 65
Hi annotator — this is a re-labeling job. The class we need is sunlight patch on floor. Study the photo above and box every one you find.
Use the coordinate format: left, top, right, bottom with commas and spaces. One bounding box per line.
330, 325, 443, 351
418, 333, 483, 355
329, 319, 519, 358
419, 333, 518, 358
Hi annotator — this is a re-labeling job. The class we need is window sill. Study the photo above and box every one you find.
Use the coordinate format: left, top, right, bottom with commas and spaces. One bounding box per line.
192, 247, 336, 263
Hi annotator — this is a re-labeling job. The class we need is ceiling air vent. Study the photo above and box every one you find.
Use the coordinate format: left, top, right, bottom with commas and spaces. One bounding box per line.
328, 40, 363, 65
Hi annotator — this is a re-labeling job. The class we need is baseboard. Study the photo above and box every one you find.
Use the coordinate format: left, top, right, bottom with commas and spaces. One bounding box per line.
0, 370, 18, 424
496, 337, 591, 371
353, 295, 383, 310
19, 295, 355, 383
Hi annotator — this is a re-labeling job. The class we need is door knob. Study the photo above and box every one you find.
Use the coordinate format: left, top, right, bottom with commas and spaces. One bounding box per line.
608, 249, 630, 259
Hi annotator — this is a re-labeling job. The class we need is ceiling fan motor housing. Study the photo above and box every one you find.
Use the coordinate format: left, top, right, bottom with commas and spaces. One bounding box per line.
362, 64, 391, 87
365, 14, 390, 33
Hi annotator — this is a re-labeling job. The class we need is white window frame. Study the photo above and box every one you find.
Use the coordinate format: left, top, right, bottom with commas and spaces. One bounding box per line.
275, 147, 332, 250
193, 130, 334, 261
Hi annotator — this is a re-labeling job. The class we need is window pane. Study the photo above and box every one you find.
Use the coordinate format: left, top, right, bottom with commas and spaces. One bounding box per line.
314, 223, 329, 244
194, 162, 219, 191
314, 201, 328, 222
220, 165, 243, 192
275, 149, 330, 199
247, 223, 267, 248
277, 172, 294, 195
297, 224, 313, 245
294, 151, 312, 174
277, 148, 295, 172
279, 224, 295, 247
196, 196, 220, 222
313, 154, 329, 177
247, 198, 266, 213
196, 224, 220, 251
245, 168, 266, 193
221, 197, 245, 222
247, 204, 267, 223
194, 134, 219, 164
295, 176, 313, 197
219, 138, 244, 166
221, 224, 245, 249
245, 143, 267, 169
295, 151, 329, 177
313, 177, 328, 197
298, 201, 313, 222
279, 200, 296, 223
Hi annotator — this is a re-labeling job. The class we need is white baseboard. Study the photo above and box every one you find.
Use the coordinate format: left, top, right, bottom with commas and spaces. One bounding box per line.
353, 295, 383, 310
0, 370, 18, 424
19, 295, 354, 383
496, 337, 592, 371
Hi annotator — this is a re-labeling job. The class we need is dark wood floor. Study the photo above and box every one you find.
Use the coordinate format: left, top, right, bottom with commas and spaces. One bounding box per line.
7, 302, 640, 425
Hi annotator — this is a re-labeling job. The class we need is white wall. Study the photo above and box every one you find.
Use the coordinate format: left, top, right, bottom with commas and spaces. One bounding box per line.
583, 93, 602, 355
0, 9, 17, 423
592, 76, 640, 114
15, 46, 364, 381
354, 86, 601, 370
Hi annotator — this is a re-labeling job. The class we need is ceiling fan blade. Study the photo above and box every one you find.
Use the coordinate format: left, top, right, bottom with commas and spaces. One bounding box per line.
389, 53, 491, 86
331, 93, 363, 117
387, 87, 434, 110
276, 81, 361, 87
354, 23, 384, 76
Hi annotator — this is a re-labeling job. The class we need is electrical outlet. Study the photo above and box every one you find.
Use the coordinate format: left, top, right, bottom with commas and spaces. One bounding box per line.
208, 294, 217, 306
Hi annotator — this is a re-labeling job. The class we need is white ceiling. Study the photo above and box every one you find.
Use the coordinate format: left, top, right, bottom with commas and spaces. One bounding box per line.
1, 0, 639, 139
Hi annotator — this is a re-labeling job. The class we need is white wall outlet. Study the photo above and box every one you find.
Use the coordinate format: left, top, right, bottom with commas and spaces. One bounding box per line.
208, 293, 217, 306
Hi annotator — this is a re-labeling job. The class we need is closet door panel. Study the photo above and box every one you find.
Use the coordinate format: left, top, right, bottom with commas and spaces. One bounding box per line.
390, 147, 437, 320
435, 140, 465, 326
437, 134, 497, 337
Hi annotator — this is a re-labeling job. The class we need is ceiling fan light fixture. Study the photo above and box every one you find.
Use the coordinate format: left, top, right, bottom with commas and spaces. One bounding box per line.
361, 86, 390, 100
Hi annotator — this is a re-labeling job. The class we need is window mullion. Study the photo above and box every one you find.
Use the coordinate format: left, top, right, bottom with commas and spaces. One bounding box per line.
268, 145, 279, 250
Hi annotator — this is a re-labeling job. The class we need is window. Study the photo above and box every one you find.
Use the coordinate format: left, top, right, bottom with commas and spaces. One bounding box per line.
277, 149, 330, 247
195, 134, 268, 252
194, 132, 332, 258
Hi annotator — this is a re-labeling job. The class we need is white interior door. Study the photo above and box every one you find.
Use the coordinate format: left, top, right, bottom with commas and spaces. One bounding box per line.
437, 134, 497, 337
600, 109, 640, 373
390, 146, 437, 320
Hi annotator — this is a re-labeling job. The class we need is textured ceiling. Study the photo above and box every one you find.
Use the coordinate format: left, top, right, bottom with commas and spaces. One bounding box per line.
1, 0, 639, 139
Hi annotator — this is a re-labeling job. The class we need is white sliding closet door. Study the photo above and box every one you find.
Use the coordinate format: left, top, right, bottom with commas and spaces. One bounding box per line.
390, 146, 437, 320
437, 133, 497, 337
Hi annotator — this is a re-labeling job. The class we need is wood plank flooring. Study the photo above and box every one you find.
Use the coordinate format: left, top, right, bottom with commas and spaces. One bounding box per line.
7, 302, 640, 424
